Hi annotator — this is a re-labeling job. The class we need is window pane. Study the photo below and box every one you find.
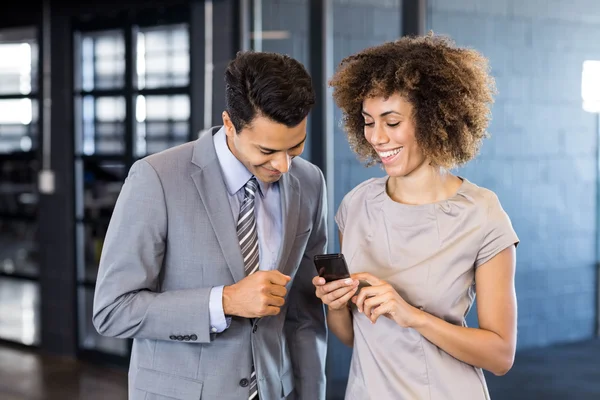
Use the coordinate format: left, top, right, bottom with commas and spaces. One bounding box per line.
77, 30, 125, 91
0, 98, 38, 153
136, 24, 189, 89
75, 160, 125, 281
0, 27, 38, 95
332, 0, 402, 192
250, 0, 310, 159
79, 287, 129, 356
0, 220, 38, 278
76, 96, 126, 155
0, 277, 40, 346
251, 0, 308, 67
135, 94, 189, 156
0, 155, 38, 278
77, 222, 106, 283
76, 159, 125, 222
0, 158, 37, 217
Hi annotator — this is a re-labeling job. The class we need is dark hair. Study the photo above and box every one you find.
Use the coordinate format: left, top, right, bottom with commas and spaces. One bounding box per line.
225, 51, 315, 131
329, 33, 496, 169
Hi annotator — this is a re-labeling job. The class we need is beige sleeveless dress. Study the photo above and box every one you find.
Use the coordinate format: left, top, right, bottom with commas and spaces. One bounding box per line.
335, 177, 519, 400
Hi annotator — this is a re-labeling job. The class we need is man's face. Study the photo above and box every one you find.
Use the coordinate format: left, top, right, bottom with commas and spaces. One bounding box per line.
222, 112, 307, 184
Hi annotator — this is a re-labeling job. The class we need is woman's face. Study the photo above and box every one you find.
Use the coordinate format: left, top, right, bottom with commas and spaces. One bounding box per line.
362, 93, 428, 177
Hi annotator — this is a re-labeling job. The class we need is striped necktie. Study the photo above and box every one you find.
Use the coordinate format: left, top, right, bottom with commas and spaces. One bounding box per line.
237, 177, 259, 399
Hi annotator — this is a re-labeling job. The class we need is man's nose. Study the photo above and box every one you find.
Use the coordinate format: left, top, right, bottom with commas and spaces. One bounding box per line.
271, 153, 291, 173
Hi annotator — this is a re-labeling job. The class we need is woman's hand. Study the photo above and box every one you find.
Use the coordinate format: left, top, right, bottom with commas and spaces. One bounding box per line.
351, 272, 422, 327
312, 276, 359, 311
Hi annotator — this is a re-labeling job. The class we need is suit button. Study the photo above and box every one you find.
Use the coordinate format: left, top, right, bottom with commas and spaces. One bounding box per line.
169, 335, 176, 340
252, 324, 258, 333
190, 334, 198, 341
183, 335, 190, 341
176, 335, 184, 341
239, 378, 249, 387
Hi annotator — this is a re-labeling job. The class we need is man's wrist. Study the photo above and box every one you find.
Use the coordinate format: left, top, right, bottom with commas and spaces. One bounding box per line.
222, 285, 234, 316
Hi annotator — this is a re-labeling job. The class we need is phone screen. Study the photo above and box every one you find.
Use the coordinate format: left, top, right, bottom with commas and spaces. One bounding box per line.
313, 253, 351, 282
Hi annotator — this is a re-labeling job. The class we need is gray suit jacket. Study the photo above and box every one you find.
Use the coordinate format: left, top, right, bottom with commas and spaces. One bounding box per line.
92, 127, 328, 400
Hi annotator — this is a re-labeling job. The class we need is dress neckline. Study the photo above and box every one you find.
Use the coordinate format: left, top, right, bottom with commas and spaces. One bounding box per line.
381, 176, 468, 209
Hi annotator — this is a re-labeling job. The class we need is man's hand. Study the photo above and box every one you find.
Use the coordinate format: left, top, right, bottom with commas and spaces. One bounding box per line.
223, 270, 291, 318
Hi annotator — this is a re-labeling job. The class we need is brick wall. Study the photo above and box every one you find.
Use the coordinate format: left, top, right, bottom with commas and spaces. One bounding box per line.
429, 0, 600, 348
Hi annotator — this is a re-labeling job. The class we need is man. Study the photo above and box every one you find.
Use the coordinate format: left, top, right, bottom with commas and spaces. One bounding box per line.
93, 51, 328, 400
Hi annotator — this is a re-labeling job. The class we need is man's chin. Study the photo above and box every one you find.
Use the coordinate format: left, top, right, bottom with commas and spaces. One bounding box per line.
261, 174, 282, 183
256, 171, 282, 183
255, 166, 282, 182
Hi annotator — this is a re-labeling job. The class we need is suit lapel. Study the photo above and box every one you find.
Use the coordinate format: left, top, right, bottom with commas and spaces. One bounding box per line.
191, 129, 246, 283
276, 172, 300, 276
254, 171, 300, 327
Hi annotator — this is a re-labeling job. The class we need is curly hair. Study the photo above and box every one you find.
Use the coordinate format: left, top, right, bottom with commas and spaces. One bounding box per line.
329, 33, 497, 169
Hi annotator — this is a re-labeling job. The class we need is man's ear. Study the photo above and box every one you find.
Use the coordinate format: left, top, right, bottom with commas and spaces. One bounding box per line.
222, 111, 235, 137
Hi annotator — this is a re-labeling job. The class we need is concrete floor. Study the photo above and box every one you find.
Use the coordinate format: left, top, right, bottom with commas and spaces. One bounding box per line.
0, 345, 127, 400
1, 339, 599, 399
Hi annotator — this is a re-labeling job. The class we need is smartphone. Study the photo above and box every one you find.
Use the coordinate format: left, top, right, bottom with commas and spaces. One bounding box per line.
313, 253, 371, 291
313, 253, 351, 282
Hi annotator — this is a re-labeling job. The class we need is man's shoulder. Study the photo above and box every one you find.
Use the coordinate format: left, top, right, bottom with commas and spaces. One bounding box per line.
140, 141, 197, 175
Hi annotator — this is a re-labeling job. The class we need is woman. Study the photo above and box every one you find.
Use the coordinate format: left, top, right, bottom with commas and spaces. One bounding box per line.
313, 34, 519, 399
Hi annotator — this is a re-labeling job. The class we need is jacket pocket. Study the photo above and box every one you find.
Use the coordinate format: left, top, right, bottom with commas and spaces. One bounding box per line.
135, 367, 203, 400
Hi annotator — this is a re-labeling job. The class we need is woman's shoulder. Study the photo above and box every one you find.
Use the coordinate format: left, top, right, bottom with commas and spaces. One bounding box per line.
341, 176, 387, 205
459, 178, 503, 209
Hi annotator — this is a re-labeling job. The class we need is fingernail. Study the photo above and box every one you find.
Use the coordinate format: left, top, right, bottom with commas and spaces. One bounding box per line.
358, 308, 362, 313
344, 279, 353, 284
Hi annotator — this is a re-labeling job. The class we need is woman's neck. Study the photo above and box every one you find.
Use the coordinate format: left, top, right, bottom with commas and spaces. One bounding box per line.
386, 165, 462, 205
